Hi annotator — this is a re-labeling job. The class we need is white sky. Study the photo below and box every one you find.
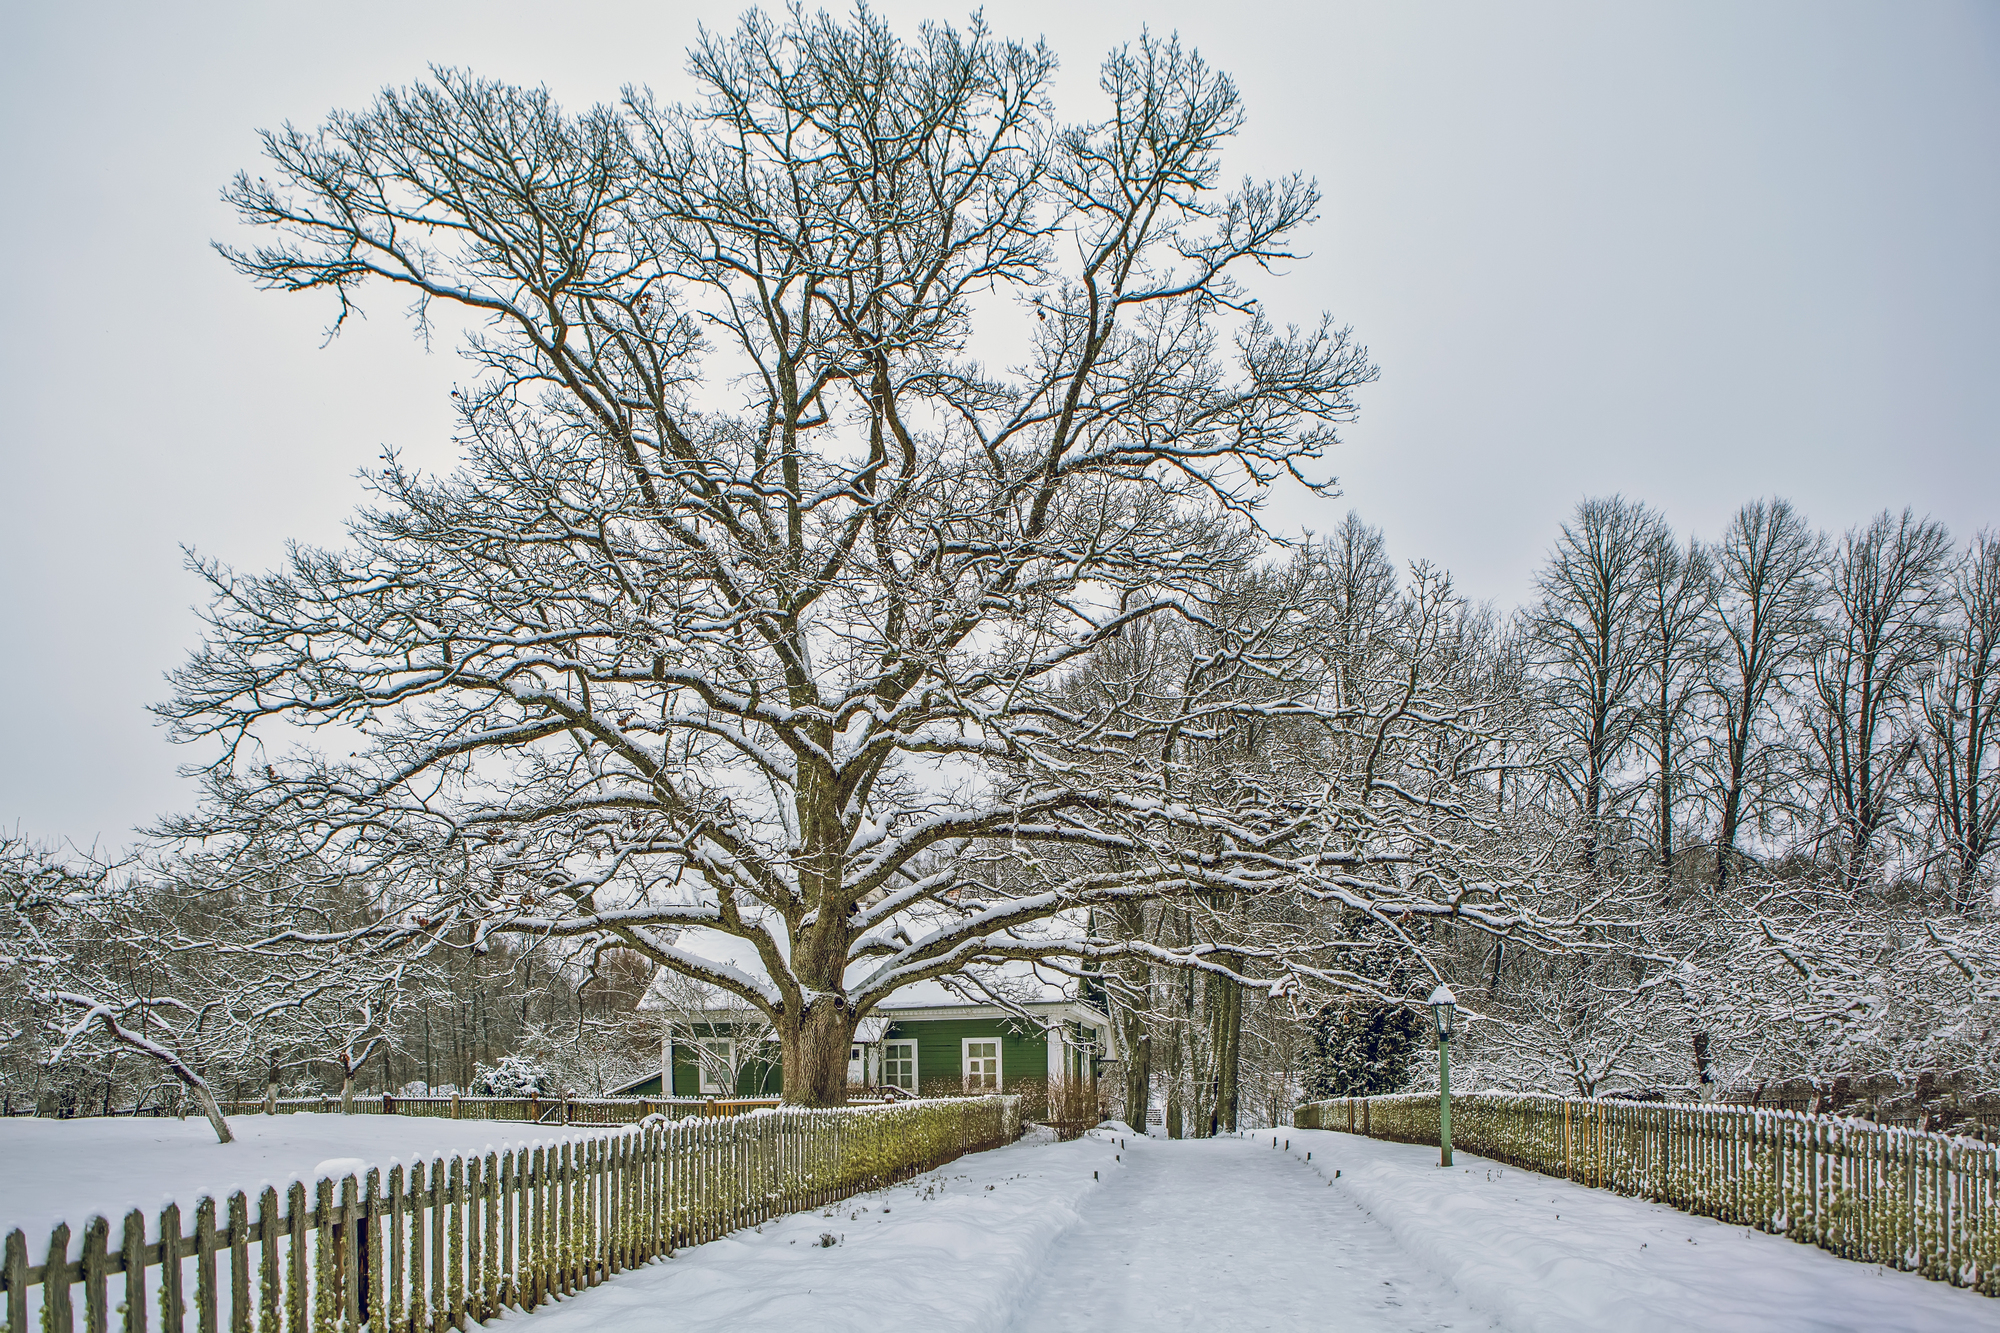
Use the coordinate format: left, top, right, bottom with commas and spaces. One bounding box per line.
3, 0, 1994, 851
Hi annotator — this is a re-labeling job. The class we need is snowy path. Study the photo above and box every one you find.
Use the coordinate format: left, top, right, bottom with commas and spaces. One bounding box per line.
1002, 1134, 1489, 1332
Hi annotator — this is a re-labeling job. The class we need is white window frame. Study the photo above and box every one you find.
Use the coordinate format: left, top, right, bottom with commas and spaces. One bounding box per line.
697, 1037, 736, 1095
962, 1036, 1002, 1091
882, 1039, 918, 1092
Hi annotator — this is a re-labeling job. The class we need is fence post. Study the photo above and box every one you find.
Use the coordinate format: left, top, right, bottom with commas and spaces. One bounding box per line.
83, 1215, 109, 1333
250, 1189, 275, 1333
224, 1194, 249, 1333
363, 1169, 383, 1333
46, 1223, 75, 1333
192, 1201, 217, 1333
5, 1228, 28, 1333
405, 1163, 425, 1333
427, 1159, 445, 1333
158, 1205, 185, 1333
121, 1211, 147, 1333
281, 1182, 304, 1333
496, 1154, 514, 1313
337, 1176, 358, 1333
480, 1153, 498, 1318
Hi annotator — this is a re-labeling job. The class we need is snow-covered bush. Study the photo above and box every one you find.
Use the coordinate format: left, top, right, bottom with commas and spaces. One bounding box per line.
469, 1054, 557, 1098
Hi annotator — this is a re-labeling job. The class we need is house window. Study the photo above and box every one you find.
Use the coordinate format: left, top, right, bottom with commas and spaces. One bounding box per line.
883, 1040, 917, 1091
963, 1038, 1001, 1091
697, 1038, 735, 1095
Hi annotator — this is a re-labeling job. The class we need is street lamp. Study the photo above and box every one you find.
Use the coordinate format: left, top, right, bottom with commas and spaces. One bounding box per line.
1428, 984, 1456, 1168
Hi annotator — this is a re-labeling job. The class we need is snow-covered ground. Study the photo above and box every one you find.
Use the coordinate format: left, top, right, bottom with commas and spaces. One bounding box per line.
0, 1112, 607, 1241
6, 1115, 1996, 1331
1290, 1128, 2000, 1333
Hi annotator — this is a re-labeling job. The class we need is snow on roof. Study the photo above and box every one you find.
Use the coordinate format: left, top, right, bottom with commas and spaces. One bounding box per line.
637, 929, 1091, 1011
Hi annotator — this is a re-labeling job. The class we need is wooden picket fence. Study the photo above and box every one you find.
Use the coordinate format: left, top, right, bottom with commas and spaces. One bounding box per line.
1295, 1091, 2000, 1296
3, 1095, 1020, 1333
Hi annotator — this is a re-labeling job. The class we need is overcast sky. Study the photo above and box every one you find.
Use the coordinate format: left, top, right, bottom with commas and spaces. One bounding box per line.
3, 0, 1995, 851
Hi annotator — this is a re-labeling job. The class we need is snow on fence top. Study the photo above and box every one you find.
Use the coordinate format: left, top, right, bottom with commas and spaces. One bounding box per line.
1, 1095, 1021, 1333
1297, 1091, 2000, 1297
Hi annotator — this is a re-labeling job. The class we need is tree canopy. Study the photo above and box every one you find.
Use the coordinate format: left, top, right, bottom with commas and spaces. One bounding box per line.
163, 8, 1604, 1105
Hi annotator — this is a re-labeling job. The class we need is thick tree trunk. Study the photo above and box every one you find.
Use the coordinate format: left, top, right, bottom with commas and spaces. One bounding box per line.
779, 999, 856, 1107
1111, 896, 1152, 1130
1123, 1029, 1151, 1132
1209, 974, 1242, 1135
1691, 1031, 1714, 1099
340, 1069, 355, 1114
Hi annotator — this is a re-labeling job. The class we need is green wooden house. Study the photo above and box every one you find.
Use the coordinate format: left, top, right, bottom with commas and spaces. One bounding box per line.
614, 997, 1114, 1100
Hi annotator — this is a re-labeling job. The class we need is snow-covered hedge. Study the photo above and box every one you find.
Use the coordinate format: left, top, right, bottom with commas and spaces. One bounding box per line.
1297, 1091, 2000, 1296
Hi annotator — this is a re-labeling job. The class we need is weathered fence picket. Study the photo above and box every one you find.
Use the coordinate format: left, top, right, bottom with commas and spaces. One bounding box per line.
5, 1096, 1017, 1333
1297, 1091, 2000, 1296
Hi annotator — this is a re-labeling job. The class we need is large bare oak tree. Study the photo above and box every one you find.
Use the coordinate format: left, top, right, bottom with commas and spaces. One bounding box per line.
165, 10, 1406, 1104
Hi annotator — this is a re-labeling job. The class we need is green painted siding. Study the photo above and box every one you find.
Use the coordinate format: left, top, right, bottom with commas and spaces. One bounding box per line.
624, 1013, 1089, 1098
667, 1027, 780, 1096
884, 1017, 1048, 1095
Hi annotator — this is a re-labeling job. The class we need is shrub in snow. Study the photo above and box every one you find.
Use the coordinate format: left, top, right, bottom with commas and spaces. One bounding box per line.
469, 1054, 558, 1098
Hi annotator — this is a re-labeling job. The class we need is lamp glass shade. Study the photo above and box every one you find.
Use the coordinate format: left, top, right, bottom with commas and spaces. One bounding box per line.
1426, 984, 1457, 1039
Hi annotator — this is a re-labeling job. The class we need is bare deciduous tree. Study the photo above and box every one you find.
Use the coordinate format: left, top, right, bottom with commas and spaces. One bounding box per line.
169, 13, 1386, 1104
1528, 497, 1662, 868
1634, 528, 1714, 887
1918, 532, 2000, 912
1703, 499, 1823, 890
1801, 509, 1951, 885
1, 839, 241, 1141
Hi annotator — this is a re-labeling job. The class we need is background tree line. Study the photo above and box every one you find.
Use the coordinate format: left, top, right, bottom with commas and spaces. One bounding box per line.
0, 833, 661, 1123
1084, 497, 1997, 1134
7, 494, 1993, 1134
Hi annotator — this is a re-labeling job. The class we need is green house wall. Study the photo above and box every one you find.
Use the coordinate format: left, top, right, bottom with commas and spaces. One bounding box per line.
637, 1014, 1099, 1097
883, 1017, 1048, 1095
664, 1029, 781, 1097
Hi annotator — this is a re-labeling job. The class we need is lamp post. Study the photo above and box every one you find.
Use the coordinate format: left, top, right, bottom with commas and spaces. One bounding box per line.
1428, 984, 1456, 1167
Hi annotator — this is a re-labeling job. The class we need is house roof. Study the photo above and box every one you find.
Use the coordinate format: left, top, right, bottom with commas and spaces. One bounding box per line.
638, 930, 1103, 1013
